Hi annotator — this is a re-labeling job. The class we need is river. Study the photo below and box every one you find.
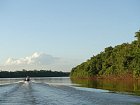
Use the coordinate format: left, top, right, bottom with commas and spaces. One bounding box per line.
0, 77, 140, 105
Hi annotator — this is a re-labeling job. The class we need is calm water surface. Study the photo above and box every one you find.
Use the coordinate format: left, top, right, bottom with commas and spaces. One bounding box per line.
0, 77, 140, 105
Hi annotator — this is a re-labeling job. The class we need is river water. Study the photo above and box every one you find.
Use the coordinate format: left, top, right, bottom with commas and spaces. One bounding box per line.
0, 77, 140, 105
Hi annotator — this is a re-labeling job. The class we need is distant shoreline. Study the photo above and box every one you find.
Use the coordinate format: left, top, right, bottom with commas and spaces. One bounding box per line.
0, 70, 70, 78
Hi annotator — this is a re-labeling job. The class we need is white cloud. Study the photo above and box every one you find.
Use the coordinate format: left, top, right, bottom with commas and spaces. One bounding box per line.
5, 52, 59, 65
1, 52, 81, 72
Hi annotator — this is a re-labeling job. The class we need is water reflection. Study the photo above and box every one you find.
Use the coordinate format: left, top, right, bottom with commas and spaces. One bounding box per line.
1, 77, 140, 96
71, 78, 140, 95
0, 77, 140, 105
32, 77, 72, 85
0, 78, 23, 85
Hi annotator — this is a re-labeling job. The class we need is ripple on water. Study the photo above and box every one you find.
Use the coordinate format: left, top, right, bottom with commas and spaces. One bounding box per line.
0, 79, 140, 105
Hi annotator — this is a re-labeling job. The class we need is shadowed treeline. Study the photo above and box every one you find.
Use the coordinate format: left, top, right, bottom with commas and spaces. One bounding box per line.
0, 70, 70, 78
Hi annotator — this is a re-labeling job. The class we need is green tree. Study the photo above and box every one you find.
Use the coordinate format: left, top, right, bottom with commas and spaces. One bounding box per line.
70, 30, 140, 78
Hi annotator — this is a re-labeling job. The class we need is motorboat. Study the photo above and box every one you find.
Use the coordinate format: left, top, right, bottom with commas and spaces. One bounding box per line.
24, 76, 30, 82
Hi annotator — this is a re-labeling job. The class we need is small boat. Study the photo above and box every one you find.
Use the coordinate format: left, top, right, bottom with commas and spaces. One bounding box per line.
24, 76, 30, 82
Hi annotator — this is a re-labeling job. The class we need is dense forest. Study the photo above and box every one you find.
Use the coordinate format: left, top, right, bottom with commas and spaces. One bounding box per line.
0, 70, 69, 78
70, 31, 140, 78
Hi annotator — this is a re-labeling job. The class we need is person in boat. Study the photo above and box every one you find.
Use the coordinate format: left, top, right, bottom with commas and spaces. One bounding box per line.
24, 76, 30, 81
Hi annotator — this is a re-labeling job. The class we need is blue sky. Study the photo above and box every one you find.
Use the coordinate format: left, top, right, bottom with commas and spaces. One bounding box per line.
0, 0, 140, 71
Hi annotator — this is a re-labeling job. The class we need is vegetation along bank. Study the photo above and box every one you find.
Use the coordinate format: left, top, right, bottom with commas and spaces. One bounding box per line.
70, 30, 140, 79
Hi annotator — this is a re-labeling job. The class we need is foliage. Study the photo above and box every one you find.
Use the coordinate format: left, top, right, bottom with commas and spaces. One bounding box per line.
0, 70, 69, 78
70, 30, 140, 78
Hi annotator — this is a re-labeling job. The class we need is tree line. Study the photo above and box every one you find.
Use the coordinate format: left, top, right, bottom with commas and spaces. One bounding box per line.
70, 30, 140, 78
0, 70, 70, 78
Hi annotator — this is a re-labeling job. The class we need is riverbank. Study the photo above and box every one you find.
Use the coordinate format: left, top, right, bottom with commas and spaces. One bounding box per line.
70, 73, 140, 80
0, 70, 70, 78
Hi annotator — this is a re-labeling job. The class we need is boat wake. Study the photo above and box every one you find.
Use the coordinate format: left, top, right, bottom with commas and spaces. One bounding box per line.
0, 80, 140, 105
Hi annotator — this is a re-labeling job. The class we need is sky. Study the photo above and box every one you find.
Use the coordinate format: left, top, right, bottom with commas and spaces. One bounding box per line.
0, 0, 140, 71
